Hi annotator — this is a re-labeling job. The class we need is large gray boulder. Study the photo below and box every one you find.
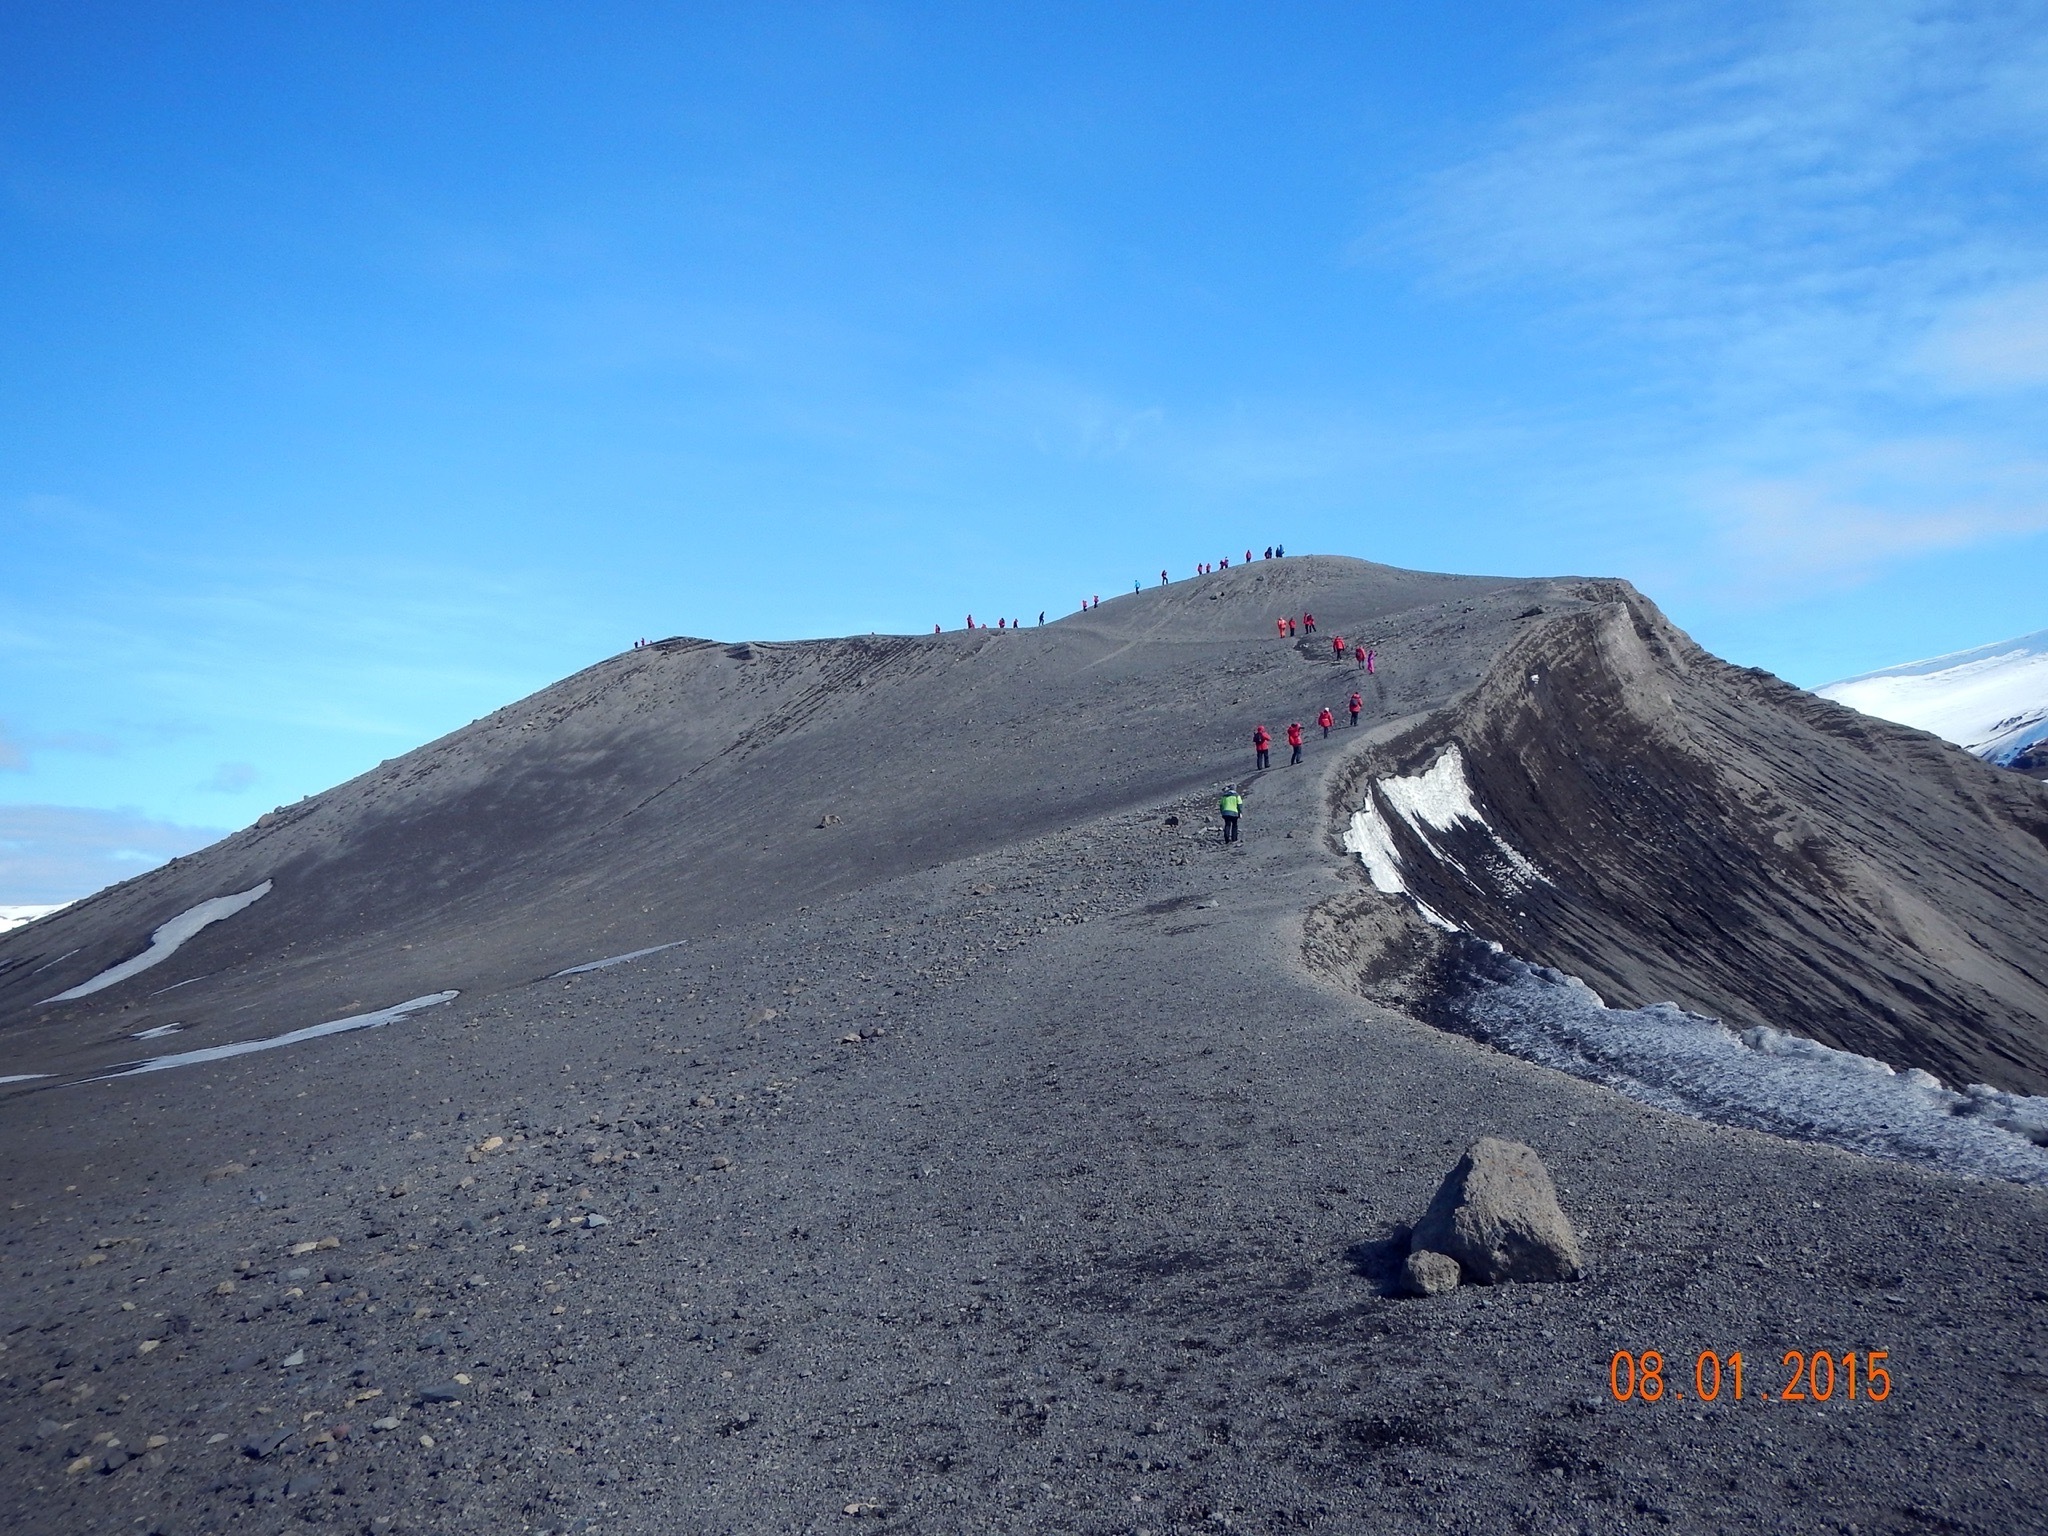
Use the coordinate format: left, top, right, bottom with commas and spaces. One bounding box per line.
1410, 1137, 1585, 1283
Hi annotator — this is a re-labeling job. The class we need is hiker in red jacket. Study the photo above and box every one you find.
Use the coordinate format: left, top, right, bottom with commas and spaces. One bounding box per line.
1287, 721, 1304, 764
1277, 618, 1287, 638
1318, 707, 1334, 738
1332, 634, 1345, 657
1349, 691, 1362, 726
1303, 613, 1316, 633
1354, 644, 1365, 665
1253, 724, 1271, 770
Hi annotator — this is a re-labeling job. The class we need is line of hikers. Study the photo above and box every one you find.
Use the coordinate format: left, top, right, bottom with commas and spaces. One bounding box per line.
1195, 544, 1285, 577
1274, 615, 1376, 672
1250, 692, 1365, 768
938, 545, 1295, 631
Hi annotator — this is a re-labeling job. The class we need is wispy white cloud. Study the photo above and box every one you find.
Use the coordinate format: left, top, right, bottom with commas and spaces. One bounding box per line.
200, 761, 259, 794
1406, 0, 2048, 588
1917, 277, 2048, 391
1705, 436, 2048, 589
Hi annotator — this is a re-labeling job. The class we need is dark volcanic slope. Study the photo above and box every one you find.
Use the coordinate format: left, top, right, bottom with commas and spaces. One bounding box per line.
1316, 583, 2048, 1093
3, 558, 2046, 1536
0, 558, 1523, 1083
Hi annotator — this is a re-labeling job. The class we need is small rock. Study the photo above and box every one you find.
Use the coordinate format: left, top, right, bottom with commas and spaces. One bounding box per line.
1401, 1250, 1462, 1297
279, 1350, 305, 1368
418, 1380, 465, 1404
582, 1214, 610, 1229
708, 1155, 732, 1171
1410, 1137, 1584, 1284
370, 1416, 401, 1432
818, 813, 841, 827
241, 1429, 295, 1459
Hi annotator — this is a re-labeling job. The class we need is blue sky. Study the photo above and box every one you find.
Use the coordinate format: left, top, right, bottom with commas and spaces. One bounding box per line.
5, 1, 2047, 902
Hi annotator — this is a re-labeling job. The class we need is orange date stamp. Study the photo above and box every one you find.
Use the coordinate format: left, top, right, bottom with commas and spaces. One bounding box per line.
1608, 1350, 1892, 1404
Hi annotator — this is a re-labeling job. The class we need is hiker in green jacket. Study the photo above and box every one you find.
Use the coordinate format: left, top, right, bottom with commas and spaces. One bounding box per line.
1219, 786, 1244, 843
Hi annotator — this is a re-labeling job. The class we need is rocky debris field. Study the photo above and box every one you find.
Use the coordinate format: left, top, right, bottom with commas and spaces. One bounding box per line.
6, 767, 2048, 1536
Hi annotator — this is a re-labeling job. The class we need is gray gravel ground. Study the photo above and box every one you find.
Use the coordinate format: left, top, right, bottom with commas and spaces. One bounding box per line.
3, 558, 2045, 1534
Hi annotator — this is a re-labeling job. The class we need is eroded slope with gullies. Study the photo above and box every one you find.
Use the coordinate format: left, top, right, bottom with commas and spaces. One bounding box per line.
1310, 583, 2048, 1095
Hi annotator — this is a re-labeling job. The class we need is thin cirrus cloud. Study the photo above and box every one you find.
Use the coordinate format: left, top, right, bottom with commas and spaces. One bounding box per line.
1918, 278, 2048, 393
200, 762, 258, 794
1402, 0, 2048, 587
0, 719, 122, 772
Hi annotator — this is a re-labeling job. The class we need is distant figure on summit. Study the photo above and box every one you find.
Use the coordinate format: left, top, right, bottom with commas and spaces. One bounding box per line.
1318, 707, 1334, 738
1349, 691, 1362, 726
1264, 546, 1273, 559
1276, 544, 1285, 557
1253, 725, 1271, 770
1287, 721, 1304, 764
1161, 570, 1169, 585
1218, 785, 1243, 843
1244, 549, 1252, 563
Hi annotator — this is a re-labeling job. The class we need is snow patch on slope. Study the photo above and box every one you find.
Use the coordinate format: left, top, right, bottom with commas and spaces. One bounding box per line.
1340, 744, 1546, 925
1448, 951, 2048, 1186
42, 882, 272, 1003
550, 941, 686, 977
1819, 627, 2048, 766
94, 992, 459, 1080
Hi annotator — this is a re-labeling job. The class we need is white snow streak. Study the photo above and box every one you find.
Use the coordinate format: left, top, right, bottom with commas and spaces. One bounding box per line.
43, 882, 272, 1002
94, 992, 459, 1080
549, 941, 686, 977
1339, 800, 1406, 894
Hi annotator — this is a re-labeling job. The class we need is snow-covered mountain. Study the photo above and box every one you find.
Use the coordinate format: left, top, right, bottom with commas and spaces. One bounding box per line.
0, 904, 68, 935
1819, 628, 2048, 772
